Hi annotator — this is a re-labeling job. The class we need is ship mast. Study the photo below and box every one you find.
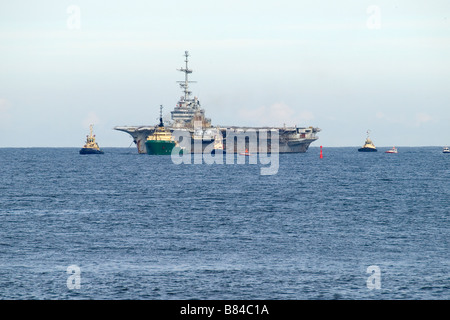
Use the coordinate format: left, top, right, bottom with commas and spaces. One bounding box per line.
86, 124, 96, 145
177, 51, 195, 102
159, 105, 164, 127
171, 51, 210, 128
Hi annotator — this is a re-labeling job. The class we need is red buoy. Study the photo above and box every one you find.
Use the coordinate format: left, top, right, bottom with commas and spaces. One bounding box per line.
320, 145, 323, 159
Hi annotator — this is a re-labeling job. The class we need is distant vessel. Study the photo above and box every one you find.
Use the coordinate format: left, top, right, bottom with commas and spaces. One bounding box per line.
211, 127, 225, 154
145, 106, 183, 155
385, 146, 398, 154
358, 130, 377, 152
239, 149, 251, 156
115, 51, 320, 154
443, 146, 450, 153
79, 125, 104, 154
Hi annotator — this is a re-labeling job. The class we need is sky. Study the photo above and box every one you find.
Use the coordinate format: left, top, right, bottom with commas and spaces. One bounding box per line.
0, 0, 449, 147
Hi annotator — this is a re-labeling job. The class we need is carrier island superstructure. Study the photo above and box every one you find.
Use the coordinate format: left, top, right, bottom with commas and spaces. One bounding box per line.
114, 51, 320, 154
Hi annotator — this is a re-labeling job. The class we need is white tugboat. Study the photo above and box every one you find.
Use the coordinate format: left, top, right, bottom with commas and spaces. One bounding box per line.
385, 146, 398, 154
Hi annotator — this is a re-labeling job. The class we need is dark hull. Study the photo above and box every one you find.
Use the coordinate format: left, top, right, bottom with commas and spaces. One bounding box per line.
211, 149, 226, 155
358, 148, 377, 152
79, 148, 104, 154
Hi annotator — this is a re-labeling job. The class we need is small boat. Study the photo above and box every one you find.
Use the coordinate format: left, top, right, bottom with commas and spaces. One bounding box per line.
239, 149, 251, 156
443, 146, 450, 153
385, 146, 398, 154
145, 106, 183, 155
358, 130, 377, 152
211, 127, 226, 154
79, 124, 104, 154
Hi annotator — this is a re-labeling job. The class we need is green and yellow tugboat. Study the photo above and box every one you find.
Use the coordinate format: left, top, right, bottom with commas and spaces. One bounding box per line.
79, 124, 104, 154
145, 106, 183, 155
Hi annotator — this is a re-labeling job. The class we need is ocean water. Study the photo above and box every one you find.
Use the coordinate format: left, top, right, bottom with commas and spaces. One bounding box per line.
0, 147, 448, 300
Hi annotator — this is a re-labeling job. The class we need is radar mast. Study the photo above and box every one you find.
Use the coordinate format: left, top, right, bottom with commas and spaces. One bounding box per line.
177, 51, 196, 103
159, 105, 164, 127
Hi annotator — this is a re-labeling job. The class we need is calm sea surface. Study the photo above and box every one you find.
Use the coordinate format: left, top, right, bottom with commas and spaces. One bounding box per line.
0, 147, 448, 300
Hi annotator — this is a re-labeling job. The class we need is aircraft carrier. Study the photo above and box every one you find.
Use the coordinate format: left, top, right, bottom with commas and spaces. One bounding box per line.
114, 51, 320, 154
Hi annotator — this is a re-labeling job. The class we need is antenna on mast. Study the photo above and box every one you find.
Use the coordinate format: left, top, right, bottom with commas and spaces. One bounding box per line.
177, 51, 196, 102
159, 105, 164, 127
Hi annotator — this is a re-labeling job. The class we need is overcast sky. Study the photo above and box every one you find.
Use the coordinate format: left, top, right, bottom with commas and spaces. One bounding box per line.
0, 0, 449, 147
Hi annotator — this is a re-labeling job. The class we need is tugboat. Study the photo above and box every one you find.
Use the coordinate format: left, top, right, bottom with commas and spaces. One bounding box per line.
443, 146, 450, 153
211, 127, 225, 154
358, 130, 377, 152
79, 125, 104, 154
385, 146, 398, 154
145, 106, 183, 155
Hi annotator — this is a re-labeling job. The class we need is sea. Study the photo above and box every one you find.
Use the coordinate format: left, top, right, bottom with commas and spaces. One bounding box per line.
0, 147, 448, 300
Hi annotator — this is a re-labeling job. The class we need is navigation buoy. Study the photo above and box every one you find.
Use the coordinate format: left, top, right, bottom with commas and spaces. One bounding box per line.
320, 146, 323, 159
